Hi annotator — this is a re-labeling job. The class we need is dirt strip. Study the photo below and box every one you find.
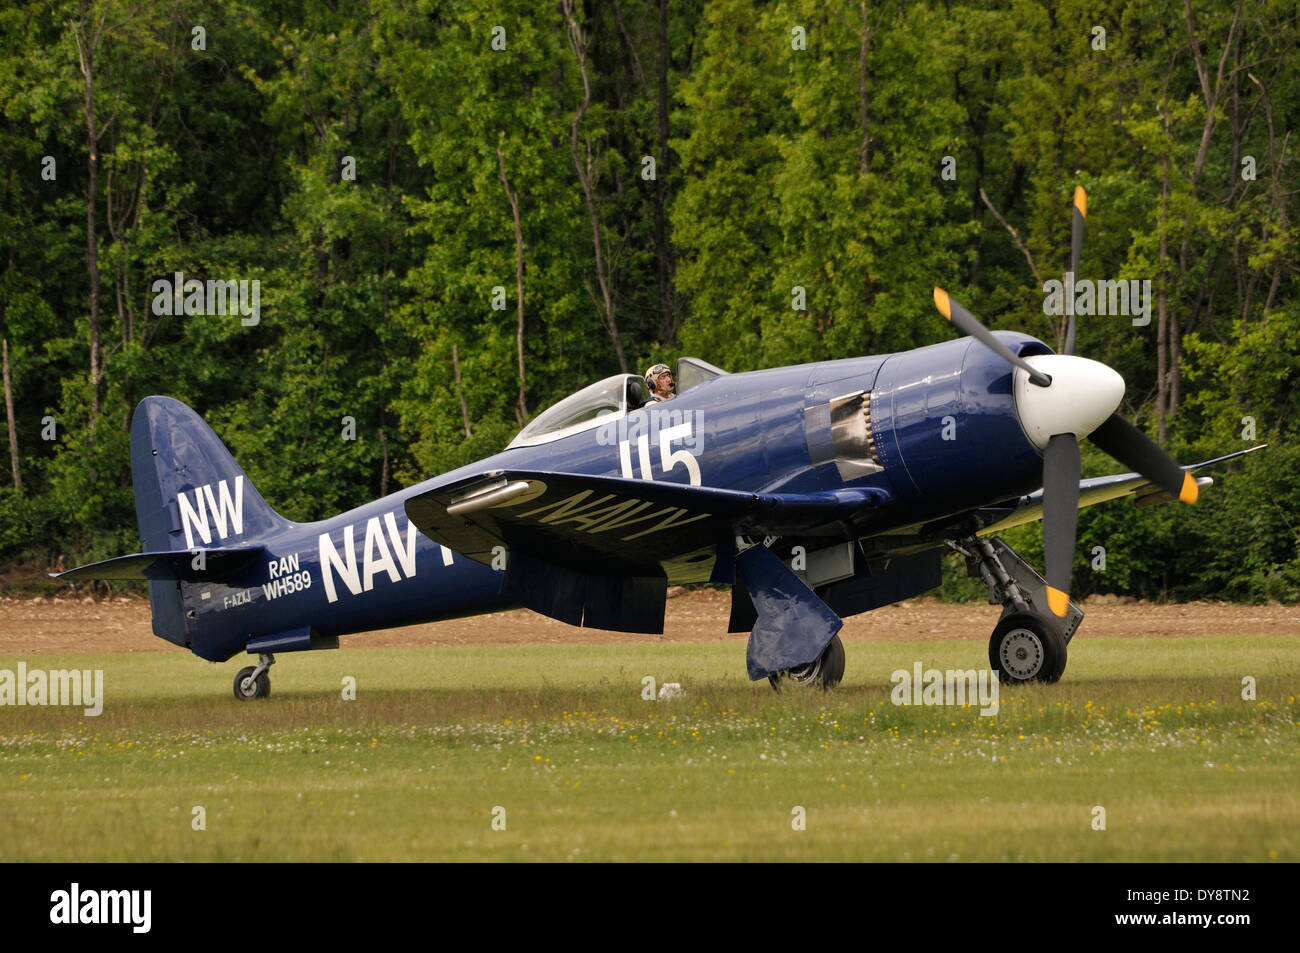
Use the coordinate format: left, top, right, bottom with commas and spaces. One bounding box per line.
1, 590, 1297, 655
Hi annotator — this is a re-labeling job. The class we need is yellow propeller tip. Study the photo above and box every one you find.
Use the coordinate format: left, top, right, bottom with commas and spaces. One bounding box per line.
1046, 586, 1069, 617
933, 287, 951, 320
1179, 472, 1198, 504
1073, 186, 1087, 218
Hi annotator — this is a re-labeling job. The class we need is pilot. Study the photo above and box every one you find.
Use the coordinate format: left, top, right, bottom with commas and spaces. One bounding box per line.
644, 363, 675, 402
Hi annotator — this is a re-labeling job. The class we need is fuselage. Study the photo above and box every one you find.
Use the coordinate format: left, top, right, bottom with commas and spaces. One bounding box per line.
180, 331, 1051, 661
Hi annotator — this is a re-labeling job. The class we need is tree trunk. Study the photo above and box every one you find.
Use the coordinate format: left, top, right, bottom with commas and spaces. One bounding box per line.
1170, 310, 1180, 418
73, 1, 104, 427
497, 145, 528, 425
563, 0, 629, 374
1157, 149, 1171, 444
654, 0, 674, 342
452, 344, 472, 439
378, 411, 389, 498
2, 338, 19, 491
857, 1, 871, 179
1171, 0, 1243, 424
1249, 73, 1287, 315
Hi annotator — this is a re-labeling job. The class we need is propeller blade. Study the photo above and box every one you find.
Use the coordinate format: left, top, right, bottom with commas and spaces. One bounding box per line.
1088, 413, 1198, 503
933, 287, 1052, 387
1064, 187, 1086, 356
1042, 433, 1081, 617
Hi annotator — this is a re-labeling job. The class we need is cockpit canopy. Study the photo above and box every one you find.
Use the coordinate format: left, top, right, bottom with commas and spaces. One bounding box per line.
506, 357, 729, 450
507, 374, 640, 449
674, 356, 727, 394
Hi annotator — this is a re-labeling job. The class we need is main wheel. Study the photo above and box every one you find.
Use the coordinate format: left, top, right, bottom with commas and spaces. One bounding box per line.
233, 665, 271, 700
768, 633, 846, 691
989, 612, 1066, 684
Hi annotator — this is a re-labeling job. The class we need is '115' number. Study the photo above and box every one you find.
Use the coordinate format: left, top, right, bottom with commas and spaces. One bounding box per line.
618, 422, 701, 485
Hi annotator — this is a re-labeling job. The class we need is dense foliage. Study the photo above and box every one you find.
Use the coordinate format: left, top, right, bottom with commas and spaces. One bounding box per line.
0, 0, 1295, 600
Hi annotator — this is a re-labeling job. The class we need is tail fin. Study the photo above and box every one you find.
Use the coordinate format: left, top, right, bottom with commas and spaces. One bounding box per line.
130, 396, 285, 645
131, 396, 285, 552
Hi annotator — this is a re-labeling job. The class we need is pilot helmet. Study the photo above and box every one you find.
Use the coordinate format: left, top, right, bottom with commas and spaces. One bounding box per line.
645, 363, 672, 392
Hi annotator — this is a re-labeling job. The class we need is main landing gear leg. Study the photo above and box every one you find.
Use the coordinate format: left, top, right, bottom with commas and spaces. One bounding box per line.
949, 537, 1084, 684
233, 653, 275, 700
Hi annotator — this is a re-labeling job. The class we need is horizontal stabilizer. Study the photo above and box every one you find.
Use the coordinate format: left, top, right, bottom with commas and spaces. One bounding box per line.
52, 546, 266, 582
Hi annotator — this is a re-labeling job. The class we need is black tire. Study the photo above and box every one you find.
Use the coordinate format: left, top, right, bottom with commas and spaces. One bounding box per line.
988, 612, 1066, 684
233, 665, 271, 700
1049, 628, 1069, 682
767, 634, 846, 691
818, 633, 846, 688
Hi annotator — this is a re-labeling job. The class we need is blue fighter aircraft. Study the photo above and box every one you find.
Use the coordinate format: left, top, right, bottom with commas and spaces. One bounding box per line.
56, 189, 1260, 698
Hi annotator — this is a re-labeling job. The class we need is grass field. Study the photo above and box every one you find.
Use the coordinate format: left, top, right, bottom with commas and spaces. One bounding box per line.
2, 636, 1297, 861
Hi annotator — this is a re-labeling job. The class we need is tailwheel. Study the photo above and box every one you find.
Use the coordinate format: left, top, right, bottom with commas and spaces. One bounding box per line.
989, 612, 1066, 684
768, 634, 845, 692
232, 653, 275, 700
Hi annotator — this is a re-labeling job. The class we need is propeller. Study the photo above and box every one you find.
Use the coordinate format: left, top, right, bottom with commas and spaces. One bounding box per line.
934, 288, 1051, 387
1064, 186, 1086, 356
932, 188, 1196, 618
1087, 413, 1198, 503
1041, 433, 1081, 617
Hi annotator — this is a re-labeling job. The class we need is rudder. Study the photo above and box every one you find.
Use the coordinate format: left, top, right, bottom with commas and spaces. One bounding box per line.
130, 396, 285, 645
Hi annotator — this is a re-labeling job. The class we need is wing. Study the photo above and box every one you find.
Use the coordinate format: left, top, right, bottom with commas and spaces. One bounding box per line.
405, 468, 884, 642
405, 469, 886, 581
973, 445, 1266, 536
862, 445, 1266, 556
